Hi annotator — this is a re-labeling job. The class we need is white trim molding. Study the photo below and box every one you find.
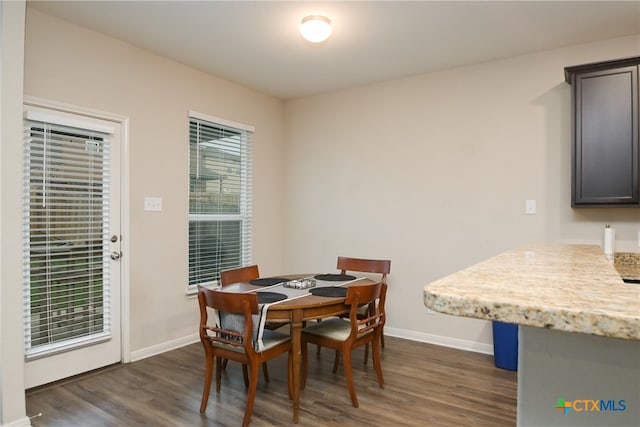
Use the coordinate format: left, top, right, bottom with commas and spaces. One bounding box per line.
130, 328, 493, 365
129, 334, 199, 363
384, 327, 494, 355
2, 416, 32, 427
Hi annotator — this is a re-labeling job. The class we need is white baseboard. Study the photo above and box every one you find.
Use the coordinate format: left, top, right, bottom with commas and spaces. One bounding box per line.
127, 328, 493, 364
2, 416, 32, 427
384, 327, 494, 355
129, 333, 199, 362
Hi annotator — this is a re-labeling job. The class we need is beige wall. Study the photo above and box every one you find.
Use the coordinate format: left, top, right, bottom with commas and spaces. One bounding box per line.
23, 8, 287, 356
283, 35, 640, 350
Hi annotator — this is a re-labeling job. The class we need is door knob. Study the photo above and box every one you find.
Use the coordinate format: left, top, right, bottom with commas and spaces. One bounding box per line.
110, 251, 122, 260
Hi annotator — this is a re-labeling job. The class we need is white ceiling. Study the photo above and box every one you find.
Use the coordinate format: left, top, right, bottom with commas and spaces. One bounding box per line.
28, 1, 640, 100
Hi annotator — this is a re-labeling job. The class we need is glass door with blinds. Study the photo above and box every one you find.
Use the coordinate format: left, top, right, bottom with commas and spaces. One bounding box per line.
23, 105, 122, 388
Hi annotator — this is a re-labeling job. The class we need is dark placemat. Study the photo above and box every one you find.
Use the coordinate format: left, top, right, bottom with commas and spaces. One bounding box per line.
309, 287, 348, 297
313, 274, 356, 282
257, 292, 288, 304
250, 277, 289, 286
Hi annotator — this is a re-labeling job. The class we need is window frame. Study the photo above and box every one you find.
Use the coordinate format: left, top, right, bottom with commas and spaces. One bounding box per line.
187, 111, 253, 294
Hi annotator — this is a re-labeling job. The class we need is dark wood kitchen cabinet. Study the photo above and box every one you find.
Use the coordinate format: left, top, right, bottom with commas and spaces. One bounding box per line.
565, 57, 639, 207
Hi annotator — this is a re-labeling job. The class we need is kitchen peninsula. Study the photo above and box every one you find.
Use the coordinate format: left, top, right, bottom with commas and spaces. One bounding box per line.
424, 244, 639, 427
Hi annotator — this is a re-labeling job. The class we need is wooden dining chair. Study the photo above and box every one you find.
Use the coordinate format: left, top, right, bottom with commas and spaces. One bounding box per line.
317, 256, 391, 361
197, 286, 292, 427
301, 281, 386, 408
219, 264, 279, 379
338, 257, 390, 341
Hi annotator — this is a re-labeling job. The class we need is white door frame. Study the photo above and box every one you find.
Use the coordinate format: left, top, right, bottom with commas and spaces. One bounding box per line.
23, 95, 131, 369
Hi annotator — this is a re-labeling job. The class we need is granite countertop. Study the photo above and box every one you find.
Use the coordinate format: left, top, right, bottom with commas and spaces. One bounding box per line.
615, 252, 640, 281
424, 244, 640, 340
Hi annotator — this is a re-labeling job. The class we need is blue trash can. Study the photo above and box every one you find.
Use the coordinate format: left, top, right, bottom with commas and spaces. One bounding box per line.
492, 321, 518, 371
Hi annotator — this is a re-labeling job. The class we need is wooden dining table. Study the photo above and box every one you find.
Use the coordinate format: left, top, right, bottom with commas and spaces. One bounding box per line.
219, 274, 374, 424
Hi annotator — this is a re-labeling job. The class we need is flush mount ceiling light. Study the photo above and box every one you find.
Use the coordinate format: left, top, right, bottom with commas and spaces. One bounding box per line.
300, 15, 332, 43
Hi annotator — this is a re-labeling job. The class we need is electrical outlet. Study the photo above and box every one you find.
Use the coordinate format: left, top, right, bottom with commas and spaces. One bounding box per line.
144, 197, 162, 212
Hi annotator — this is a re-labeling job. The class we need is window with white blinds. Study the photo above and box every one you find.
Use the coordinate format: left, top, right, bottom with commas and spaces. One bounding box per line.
188, 113, 252, 289
23, 116, 111, 357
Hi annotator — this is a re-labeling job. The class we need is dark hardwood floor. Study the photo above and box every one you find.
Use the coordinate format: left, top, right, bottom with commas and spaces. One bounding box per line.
26, 337, 517, 426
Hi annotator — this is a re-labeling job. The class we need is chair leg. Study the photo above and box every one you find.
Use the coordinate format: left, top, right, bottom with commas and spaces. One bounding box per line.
364, 332, 383, 365
342, 347, 359, 408
262, 362, 270, 382
215, 356, 223, 393
242, 364, 249, 388
332, 349, 340, 373
372, 334, 385, 388
222, 358, 229, 370
242, 362, 260, 427
200, 353, 214, 412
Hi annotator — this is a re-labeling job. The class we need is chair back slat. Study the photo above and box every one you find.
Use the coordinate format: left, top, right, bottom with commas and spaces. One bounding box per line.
337, 257, 390, 283
220, 265, 260, 286
199, 285, 259, 314
204, 326, 247, 347
345, 282, 381, 306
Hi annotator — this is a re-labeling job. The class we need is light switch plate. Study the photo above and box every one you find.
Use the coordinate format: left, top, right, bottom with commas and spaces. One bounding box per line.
525, 199, 536, 215
144, 197, 162, 212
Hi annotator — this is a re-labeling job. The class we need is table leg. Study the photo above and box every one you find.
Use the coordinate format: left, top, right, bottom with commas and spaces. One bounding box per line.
290, 309, 303, 424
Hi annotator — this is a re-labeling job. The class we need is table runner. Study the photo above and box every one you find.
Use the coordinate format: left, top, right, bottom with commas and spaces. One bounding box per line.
253, 276, 363, 351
